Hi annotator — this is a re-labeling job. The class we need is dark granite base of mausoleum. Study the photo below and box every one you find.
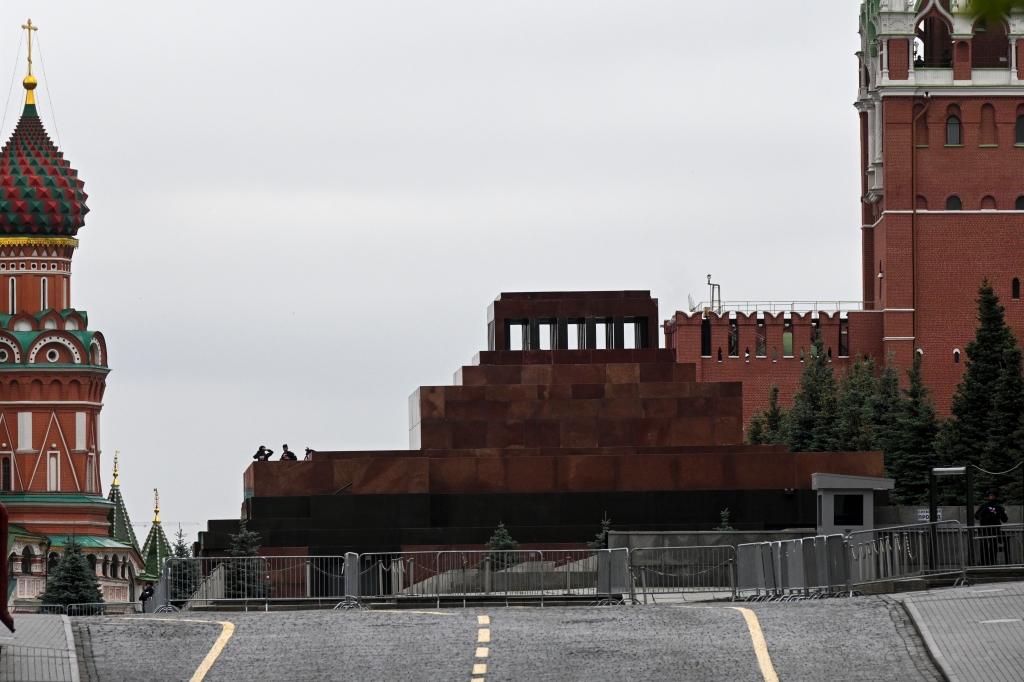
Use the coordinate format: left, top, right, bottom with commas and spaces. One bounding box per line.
199, 489, 819, 555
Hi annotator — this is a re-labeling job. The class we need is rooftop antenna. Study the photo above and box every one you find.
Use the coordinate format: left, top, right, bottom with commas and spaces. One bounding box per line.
707, 275, 721, 316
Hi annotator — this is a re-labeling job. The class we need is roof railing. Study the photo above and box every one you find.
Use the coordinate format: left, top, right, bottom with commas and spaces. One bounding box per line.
687, 300, 864, 315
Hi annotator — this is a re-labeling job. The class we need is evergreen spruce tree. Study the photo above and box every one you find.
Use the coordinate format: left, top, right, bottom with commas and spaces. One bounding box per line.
937, 280, 1023, 502
587, 514, 612, 549
833, 357, 877, 452
746, 385, 789, 445
487, 522, 519, 569
885, 353, 939, 505
788, 339, 840, 452
982, 345, 1024, 503
40, 537, 103, 607
225, 518, 270, 599
168, 527, 200, 601
868, 357, 904, 454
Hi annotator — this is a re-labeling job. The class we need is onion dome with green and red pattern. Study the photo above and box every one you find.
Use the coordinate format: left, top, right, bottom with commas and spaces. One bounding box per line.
0, 76, 88, 237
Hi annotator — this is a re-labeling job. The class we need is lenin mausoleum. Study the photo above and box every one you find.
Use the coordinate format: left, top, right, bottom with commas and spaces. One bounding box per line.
198, 0, 1024, 555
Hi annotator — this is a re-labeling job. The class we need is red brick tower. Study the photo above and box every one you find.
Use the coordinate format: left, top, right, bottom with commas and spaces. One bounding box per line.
0, 35, 109, 531
858, 0, 1024, 412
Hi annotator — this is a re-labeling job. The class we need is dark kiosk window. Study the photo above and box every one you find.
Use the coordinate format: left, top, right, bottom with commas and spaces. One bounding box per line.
1015, 278, 1021, 300
1017, 115, 1024, 144
834, 494, 865, 526
1017, 196, 1024, 210
946, 195, 962, 211
946, 115, 961, 145
1, 457, 8, 491
700, 316, 711, 357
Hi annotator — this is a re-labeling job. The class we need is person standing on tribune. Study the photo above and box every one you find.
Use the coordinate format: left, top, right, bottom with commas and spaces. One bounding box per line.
253, 445, 273, 461
280, 444, 297, 461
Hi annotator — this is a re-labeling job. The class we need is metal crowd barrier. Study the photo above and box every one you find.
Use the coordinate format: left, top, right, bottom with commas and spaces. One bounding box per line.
12, 602, 141, 615
163, 555, 350, 610
630, 546, 735, 601
737, 536, 848, 599
965, 523, 1024, 568
847, 521, 966, 588
736, 521, 968, 599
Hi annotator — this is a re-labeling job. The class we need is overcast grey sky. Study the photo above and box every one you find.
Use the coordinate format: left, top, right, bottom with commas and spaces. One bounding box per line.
4, 1, 864, 536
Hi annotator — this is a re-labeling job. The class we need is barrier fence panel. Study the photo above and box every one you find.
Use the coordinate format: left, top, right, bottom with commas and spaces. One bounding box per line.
66, 602, 141, 616
965, 523, 1024, 568
163, 556, 352, 609
630, 546, 735, 600
351, 550, 599, 599
846, 521, 965, 589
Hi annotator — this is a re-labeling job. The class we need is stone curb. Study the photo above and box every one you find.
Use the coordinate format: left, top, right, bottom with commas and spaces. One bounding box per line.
61, 615, 80, 682
902, 599, 959, 682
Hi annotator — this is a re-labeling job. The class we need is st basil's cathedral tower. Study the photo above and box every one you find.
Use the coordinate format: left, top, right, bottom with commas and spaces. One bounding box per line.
2, 21, 142, 605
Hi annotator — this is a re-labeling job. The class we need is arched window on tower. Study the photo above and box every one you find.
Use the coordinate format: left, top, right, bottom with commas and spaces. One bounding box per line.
947, 115, 962, 145
21, 547, 31, 575
946, 195, 963, 211
1014, 278, 1020, 300
916, 16, 953, 67
1017, 196, 1024, 210
972, 18, 1010, 68
47, 552, 58, 572
954, 348, 961, 364
8, 277, 14, 315
40, 277, 47, 310
1017, 110, 1024, 144
1, 457, 9, 491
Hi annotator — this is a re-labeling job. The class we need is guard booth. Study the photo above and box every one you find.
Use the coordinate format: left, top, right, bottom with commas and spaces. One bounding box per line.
813, 473, 894, 536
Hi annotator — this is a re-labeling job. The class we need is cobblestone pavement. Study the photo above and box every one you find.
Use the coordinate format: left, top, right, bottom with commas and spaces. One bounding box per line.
897, 581, 1024, 682
0, 614, 78, 682
72, 596, 945, 682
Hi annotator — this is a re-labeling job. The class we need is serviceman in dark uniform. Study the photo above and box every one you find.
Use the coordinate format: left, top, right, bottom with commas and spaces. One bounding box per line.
975, 488, 1009, 565
253, 445, 273, 461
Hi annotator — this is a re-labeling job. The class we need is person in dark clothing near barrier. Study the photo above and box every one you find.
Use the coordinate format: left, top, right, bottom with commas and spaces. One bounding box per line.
139, 581, 155, 612
280, 444, 297, 461
253, 445, 273, 461
975, 488, 1009, 565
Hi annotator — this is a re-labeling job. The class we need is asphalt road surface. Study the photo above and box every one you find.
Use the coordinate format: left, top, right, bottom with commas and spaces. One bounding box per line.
73, 597, 943, 682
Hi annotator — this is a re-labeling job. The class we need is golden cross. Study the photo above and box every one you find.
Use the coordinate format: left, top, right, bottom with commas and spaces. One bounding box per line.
21, 19, 37, 76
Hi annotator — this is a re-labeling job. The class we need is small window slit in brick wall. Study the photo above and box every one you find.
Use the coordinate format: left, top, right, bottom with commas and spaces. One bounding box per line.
728, 315, 739, 357
755, 314, 766, 357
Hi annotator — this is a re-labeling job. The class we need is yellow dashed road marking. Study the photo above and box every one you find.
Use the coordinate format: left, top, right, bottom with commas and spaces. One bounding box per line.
473, 615, 492, 680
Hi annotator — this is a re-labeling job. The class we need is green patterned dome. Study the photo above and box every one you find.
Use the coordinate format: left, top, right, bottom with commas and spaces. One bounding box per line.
0, 102, 88, 236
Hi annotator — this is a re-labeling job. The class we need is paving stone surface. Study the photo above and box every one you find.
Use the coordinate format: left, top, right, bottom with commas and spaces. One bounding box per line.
73, 596, 944, 682
0, 614, 77, 682
900, 581, 1024, 682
